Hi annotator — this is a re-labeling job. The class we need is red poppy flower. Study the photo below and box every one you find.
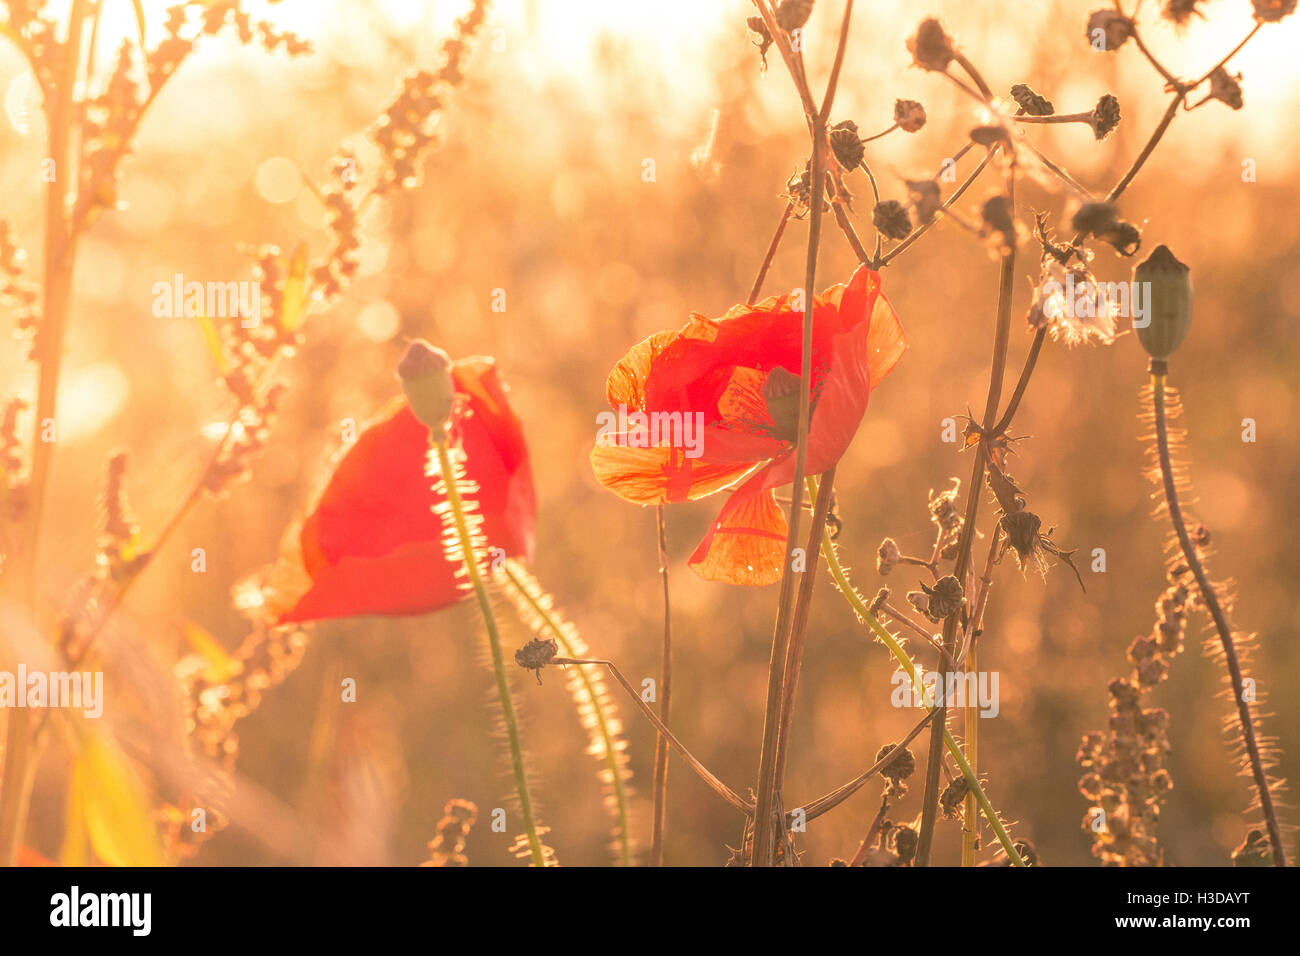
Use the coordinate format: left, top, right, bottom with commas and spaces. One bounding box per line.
265, 357, 535, 623
591, 264, 905, 586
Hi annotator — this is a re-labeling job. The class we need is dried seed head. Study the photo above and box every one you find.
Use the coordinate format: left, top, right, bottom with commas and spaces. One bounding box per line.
1163, 0, 1210, 25
907, 18, 956, 72
514, 637, 559, 684
969, 124, 1009, 149
873, 199, 913, 240
869, 587, 890, 614
893, 825, 919, 864
905, 178, 942, 225
1232, 829, 1274, 866
920, 575, 964, 621
939, 776, 970, 818
1090, 94, 1122, 139
1001, 510, 1043, 561
1133, 244, 1193, 360
894, 99, 927, 132
1071, 201, 1141, 256
829, 120, 865, 170
1252, 0, 1298, 22
875, 742, 916, 781
776, 0, 815, 32
1207, 67, 1244, 110
1086, 10, 1135, 51
1009, 83, 1054, 116
876, 537, 901, 575
979, 194, 1018, 254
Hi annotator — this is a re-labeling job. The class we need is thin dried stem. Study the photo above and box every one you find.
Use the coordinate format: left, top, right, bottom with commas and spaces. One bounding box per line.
796, 710, 936, 823
650, 505, 673, 866
552, 658, 752, 816
748, 201, 794, 304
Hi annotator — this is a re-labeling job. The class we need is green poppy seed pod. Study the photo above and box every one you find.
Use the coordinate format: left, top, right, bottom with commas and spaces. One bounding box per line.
1134, 245, 1192, 361
397, 339, 455, 438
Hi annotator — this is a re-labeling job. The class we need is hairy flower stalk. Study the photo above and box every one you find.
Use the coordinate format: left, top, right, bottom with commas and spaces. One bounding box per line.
810, 478, 1025, 865
498, 560, 634, 865
431, 439, 550, 866
1147, 370, 1286, 866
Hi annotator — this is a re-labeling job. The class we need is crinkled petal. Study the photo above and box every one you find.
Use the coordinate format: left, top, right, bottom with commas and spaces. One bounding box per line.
688, 468, 789, 586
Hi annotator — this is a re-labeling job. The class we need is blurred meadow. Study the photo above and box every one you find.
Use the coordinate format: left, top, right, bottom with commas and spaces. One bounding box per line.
1, 0, 1298, 866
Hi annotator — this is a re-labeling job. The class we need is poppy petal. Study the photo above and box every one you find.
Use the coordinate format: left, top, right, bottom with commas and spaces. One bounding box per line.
688, 470, 789, 586
266, 358, 534, 623
590, 436, 762, 505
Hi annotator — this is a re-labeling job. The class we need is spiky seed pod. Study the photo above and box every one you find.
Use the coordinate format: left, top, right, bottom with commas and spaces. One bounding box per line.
1009, 83, 1054, 115
1133, 245, 1192, 360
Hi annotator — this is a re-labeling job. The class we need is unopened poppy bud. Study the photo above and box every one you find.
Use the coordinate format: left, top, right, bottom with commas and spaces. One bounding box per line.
1133, 245, 1192, 361
397, 339, 455, 437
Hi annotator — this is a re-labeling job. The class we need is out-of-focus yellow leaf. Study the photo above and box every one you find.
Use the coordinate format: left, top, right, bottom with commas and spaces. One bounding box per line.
182, 621, 240, 683
75, 730, 166, 867
194, 311, 229, 374
279, 242, 309, 332
59, 762, 89, 867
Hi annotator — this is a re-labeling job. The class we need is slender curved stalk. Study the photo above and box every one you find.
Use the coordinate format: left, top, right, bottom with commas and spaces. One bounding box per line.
552, 658, 751, 816
1150, 370, 1285, 866
432, 440, 544, 866
500, 563, 633, 866
810, 500, 1023, 866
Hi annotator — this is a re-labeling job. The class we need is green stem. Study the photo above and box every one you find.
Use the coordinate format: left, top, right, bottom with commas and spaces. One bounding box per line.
1150, 371, 1286, 866
500, 562, 633, 866
811, 478, 1023, 867
432, 440, 544, 867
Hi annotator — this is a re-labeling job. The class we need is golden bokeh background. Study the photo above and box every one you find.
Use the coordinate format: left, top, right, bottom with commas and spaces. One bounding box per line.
3, 0, 1298, 865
